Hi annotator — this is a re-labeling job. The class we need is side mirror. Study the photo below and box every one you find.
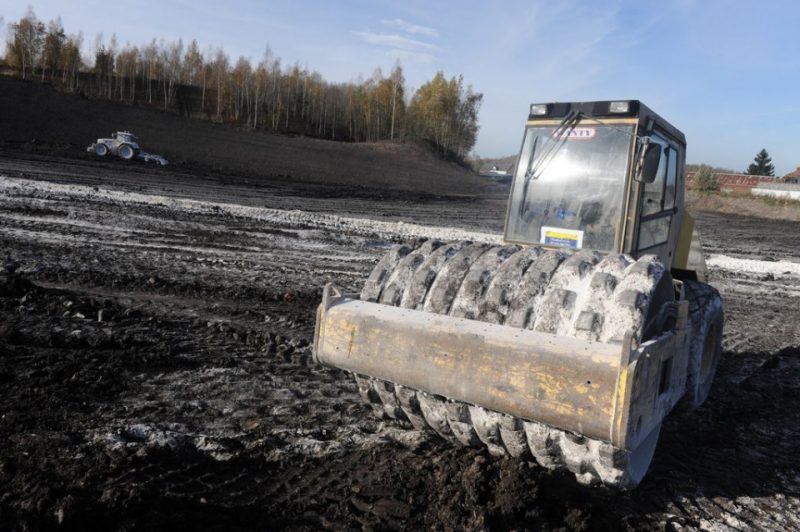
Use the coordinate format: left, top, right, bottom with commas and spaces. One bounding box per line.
636, 140, 662, 184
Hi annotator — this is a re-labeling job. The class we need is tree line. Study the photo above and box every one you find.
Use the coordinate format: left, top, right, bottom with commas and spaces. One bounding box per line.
691, 148, 780, 193
3, 8, 482, 159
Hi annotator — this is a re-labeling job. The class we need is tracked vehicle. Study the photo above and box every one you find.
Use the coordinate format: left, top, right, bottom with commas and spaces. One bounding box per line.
313, 100, 723, 489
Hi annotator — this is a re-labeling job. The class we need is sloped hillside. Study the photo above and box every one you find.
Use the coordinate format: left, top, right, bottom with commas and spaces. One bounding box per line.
0, 77, 489, 195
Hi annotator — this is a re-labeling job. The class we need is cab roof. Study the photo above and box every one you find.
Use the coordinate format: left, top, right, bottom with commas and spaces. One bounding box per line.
527, 100, 685, 145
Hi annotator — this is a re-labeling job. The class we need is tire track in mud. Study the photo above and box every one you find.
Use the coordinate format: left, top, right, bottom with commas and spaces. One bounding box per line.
0, 175, 503, 245
4, 174, 800, 284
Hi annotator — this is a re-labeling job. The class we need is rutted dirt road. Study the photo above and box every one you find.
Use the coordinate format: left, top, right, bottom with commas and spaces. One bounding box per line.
1, 156, 799, 530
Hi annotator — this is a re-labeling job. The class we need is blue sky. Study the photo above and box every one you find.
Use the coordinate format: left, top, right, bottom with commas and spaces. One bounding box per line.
2, 0, 799, 174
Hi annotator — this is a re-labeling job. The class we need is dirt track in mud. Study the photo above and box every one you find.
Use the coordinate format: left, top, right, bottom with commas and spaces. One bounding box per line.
1, 155, 800, 531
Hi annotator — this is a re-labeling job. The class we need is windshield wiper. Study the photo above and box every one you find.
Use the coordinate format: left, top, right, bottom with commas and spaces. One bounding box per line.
518, 136, 539, 217
523, 136, 539, 180
518, 110, 582, 216
527, 109, 582, 180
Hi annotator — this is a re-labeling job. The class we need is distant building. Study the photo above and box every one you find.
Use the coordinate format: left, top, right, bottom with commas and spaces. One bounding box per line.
782, 166, 800, 184
686, 171, 775, 194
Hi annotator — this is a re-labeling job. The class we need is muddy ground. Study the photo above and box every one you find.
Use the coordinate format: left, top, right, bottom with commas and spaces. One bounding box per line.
1, 154, 800, 531
0, 77, 494, 195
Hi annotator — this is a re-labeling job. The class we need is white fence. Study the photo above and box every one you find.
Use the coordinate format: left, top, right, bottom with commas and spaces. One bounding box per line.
752, 182, 800, 201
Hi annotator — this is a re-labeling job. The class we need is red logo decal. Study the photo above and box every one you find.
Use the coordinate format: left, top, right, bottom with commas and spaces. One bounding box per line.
553, 127, 596, 140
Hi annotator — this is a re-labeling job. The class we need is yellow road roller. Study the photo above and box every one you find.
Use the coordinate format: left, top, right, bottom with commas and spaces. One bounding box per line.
314, 100, 723, 489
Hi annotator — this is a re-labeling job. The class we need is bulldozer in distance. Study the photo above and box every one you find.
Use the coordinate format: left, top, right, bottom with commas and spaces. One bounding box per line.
313, 100, 723, 489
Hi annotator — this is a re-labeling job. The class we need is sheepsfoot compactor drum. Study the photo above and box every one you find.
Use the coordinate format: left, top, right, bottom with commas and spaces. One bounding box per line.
313, 100, 723, 489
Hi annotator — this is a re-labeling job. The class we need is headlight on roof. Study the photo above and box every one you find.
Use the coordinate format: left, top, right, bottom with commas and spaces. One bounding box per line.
530, 104, 548, 116
609, 101, 630, 113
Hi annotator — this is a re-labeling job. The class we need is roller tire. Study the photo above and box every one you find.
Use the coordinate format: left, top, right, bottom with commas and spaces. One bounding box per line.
417, 392, 457, 441
354, 375, 386, 419
379, 240, 444, 306
468, 407, 507, 457
351, 241, 675, 488
395, 385, 428, 430
361, 244, 413, 302
681, 280, 724, 410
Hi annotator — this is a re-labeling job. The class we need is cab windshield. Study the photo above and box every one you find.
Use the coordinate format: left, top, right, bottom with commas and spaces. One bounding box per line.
504, 122, 635, 252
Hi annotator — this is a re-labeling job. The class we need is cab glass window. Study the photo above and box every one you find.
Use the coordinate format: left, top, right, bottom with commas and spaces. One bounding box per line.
638, 215, 671, 249
641, 136, 668, 215
505, 123, 634, 252
664, 148, 677, 210
637, 131, 675, 251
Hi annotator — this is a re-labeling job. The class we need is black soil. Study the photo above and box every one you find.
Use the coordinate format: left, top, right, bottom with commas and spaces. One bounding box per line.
1, 90, 799, 530
0, 76, 495, 196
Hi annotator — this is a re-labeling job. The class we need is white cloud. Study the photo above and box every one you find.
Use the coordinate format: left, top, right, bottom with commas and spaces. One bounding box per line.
381, 18, 438, 38
385, 49, 435, 65
353, 31, 439, 53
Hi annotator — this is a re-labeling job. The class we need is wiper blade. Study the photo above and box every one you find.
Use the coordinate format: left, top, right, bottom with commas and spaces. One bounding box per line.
518, 110, 582, 216
527, 109, 582, 181
523, 136, 539, 180
517, 135, 541, 217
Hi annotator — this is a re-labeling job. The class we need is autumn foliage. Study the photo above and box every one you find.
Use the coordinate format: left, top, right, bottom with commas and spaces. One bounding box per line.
3, 8, 482, 160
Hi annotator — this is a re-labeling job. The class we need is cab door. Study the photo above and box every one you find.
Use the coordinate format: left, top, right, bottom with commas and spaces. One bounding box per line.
634, 129, 680, 265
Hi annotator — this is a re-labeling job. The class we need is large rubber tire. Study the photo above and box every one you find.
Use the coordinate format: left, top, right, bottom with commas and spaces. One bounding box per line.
351, 240, 675, 488
682, 280, 724, 410
94, 143, 109, 157
118, 143, 135, 160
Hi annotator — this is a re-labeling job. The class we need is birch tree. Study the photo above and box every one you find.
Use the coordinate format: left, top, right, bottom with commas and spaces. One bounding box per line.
40, 18, 65, 81
6, 7, 45, 79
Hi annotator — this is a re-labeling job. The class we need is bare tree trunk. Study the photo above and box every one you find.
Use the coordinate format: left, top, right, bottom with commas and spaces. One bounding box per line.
390, 84, 397, 140
253, 86, 259, 129
201, 70, 206, 112
216, 80, 221, 119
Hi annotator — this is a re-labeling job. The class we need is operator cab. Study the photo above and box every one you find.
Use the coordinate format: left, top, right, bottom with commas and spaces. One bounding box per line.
503, 100, 686, 265
114, 131, 139, 144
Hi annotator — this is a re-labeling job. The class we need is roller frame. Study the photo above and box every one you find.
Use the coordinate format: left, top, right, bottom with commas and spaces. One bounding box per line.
314, 283, 690, 452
